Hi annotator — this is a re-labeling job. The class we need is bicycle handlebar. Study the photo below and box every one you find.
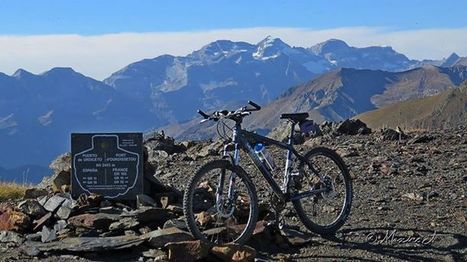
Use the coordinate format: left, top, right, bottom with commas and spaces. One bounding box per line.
197, 109, 209, 119
197, 100, 261, 122
248, 100, 261, 110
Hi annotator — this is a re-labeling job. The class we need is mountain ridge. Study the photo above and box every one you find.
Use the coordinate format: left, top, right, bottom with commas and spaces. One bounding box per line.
1, 36, 467, 179
166, 65, 467, 140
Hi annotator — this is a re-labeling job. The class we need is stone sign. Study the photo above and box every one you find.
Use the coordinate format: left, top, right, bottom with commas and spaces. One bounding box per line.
71, 133, 143, 199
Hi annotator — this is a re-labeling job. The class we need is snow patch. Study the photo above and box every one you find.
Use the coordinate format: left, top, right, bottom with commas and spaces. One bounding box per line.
38, 110, 54, 126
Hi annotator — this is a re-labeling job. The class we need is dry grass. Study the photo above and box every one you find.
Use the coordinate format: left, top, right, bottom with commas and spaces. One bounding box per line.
0, 182, 28, 201
355, 86, 467, 130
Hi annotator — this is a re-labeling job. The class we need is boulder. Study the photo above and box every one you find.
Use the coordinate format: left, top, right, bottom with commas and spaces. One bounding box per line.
0, 206, 31, 232
210, 243, 256, 262
43, 195, 66, 212
197, 141, 222, 157
280, 228, 313, 246
23, 188, 48, 199
38, 153, 71, 191
136, 194, 156, 208
0, 230, 25, 244
410, 134, 435, 144
163, 218, 188, 231
18, 200, 46, 218
52, 171, 71, 193
22, 235, 145, 253
40, 225, 57, 243
144, 131, 185, 155
146, 227, 193, 248
67, 213, 117, 230
49, 153, 72, 173
165, 240, 210, 262
336, 119, 371, 135
381, 128, 408, 141
56, 198, 76, 220
123, 207, 176, 225
142, 249, 167, 260
109, 217, 140, 231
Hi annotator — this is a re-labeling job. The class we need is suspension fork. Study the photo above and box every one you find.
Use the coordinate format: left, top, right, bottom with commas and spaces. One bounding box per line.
216, 126, 240, 217
227, 127, 240, 199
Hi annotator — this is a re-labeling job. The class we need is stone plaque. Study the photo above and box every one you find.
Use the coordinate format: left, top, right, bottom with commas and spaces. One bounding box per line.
71, 133, 143, 199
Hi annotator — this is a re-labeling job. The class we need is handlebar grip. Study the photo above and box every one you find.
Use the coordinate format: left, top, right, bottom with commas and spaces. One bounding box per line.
248, 100, 261, 110
197, 109, 209, 119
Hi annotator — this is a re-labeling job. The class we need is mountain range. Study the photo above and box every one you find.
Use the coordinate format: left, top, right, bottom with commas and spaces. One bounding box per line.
0, 36, 466, 182
165, 65, 467, 139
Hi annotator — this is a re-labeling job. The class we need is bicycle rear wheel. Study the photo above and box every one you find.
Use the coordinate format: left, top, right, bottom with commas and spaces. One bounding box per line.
292, 147, 352, 235
183, 160, 258, 245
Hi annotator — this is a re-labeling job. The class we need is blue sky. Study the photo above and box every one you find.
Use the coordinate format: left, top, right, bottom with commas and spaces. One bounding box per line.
1, 0, 465, 34
0, 1, 466, 79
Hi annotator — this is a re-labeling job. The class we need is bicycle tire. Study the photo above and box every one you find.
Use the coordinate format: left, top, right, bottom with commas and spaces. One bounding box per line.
292, 147, 353, 235
183, 160, 259, 244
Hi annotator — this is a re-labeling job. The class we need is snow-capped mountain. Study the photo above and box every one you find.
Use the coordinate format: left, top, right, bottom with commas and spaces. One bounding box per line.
309, 39, 415, 71
104, 36, 420, 125
1, 36, 466, 179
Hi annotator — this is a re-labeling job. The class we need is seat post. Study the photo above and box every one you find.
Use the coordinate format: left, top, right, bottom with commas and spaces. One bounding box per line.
288, 121, 296, 145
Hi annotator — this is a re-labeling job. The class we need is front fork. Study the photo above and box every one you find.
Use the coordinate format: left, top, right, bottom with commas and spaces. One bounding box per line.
215, 136, 240, 218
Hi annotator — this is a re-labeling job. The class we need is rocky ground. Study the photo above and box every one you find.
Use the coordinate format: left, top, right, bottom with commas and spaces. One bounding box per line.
0, 120, 466, 261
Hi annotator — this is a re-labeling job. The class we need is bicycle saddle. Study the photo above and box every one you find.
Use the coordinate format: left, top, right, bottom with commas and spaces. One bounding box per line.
280, 112, 309, 122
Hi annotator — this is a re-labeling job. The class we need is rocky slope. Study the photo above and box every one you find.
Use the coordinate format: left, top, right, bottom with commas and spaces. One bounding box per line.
356, 83, 467, 130
0, 123, 465, 261
164, 65, 467, 140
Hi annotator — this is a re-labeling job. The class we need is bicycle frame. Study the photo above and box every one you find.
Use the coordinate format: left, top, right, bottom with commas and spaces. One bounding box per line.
222, 122, 328, 204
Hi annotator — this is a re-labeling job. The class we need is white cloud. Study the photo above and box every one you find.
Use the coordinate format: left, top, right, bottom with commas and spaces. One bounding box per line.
1, 27, 466, 80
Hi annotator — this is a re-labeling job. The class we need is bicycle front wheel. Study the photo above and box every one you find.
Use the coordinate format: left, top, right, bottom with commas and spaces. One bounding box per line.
183, 160, 258, 245
292, 147, 352, 235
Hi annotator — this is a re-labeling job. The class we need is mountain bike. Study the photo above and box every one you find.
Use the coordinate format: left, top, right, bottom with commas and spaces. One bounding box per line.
183, 101, 352, 245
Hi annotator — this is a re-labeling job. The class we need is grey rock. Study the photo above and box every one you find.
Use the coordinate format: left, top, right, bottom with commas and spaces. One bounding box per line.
23, 235, 145, 252
109, 217, 140, 231
142, 249, 167, 259
336, 119, 371, 135
38, 196, 48, 206
0, 231, 25, 244
25, 233, 42, 242
23, 188, 48, 199
56, 198, 75, 219
381, 128, 408, 141
165, 240, 210, 262
41, 226, 57, 243
43, 195, 66, 212
67, 213, 118, 230
18, 199, 46, 218
99, 206, 123, 215
136, 194, 156, 208
146, 227, 193, 248
411, 135, 435, 144
163, 218, 187, 230
54, 220, 68, 232
20, 245, 41, 256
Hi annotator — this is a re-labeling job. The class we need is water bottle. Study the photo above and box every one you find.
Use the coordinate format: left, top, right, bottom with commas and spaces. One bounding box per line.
254, 143, 276, 171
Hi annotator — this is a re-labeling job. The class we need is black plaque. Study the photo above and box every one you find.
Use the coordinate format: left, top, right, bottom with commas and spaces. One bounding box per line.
71, 133, 143, 199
